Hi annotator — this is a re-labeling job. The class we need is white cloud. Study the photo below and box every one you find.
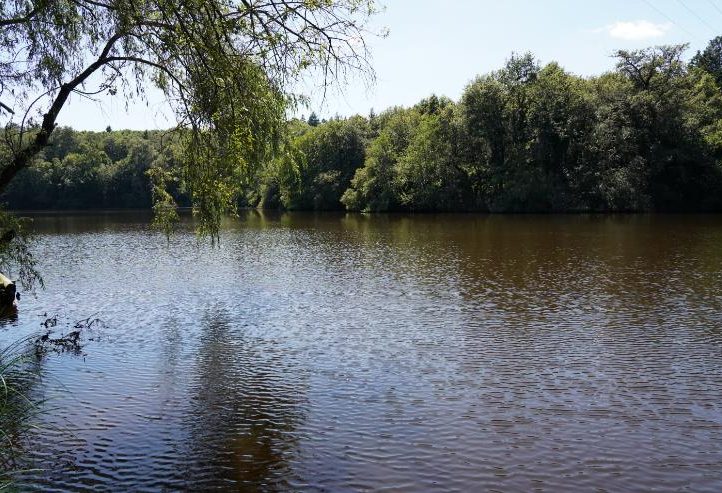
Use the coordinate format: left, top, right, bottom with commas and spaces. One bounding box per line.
599, 20, 672, 41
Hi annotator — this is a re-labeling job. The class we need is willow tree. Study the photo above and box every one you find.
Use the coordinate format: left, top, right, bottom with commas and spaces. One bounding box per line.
0, 0, 379, 286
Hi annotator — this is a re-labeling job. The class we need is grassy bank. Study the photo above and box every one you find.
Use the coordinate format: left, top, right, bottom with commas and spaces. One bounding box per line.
0, 337, 43, 489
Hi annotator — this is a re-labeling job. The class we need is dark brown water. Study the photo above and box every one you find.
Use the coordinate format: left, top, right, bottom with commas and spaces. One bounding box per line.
2, 211, 722, 491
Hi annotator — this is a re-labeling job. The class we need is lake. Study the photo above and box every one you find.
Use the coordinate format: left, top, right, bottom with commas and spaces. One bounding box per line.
2, 211, 722, 491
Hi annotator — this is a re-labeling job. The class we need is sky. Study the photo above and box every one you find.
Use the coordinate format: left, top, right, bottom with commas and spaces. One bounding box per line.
56, 0, 722, 130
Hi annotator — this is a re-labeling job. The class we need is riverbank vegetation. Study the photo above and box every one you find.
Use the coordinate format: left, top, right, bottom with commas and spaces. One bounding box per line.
6, 39, 722, 214
0, 338, 43, 489
248, 39, 722, 213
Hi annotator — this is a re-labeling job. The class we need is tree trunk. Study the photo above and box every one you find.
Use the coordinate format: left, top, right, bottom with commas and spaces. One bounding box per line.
0, 82, 75, 194
0, 34, 125, 194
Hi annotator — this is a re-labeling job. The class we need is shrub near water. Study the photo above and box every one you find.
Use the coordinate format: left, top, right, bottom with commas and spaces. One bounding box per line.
0, 338, 42, 488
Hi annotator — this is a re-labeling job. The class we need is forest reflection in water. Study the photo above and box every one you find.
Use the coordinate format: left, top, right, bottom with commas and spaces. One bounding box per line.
1, 211, 721, 491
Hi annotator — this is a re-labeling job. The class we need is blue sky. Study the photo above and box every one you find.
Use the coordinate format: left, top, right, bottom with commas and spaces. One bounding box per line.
57, 0, 722, 130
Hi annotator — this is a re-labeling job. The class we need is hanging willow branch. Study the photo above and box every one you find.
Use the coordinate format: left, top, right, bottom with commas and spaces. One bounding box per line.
0, 0, 382, 242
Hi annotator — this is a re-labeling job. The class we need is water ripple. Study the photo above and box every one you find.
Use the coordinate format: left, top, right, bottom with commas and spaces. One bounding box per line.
2, 212, 722, 491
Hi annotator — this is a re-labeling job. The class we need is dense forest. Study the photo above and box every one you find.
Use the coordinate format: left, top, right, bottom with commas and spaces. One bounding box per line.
6, 38, 722, 213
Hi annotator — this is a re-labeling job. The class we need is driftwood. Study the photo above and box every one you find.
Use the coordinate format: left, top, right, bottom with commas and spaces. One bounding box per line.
0, 229, 18, 310
0, 272, 17, 310
34, 313, 105, 356
74, 313, 102, 329
36, 330, 82, 355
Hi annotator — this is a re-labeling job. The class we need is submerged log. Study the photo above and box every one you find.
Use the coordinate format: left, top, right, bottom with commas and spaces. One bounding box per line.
0, 272, 17, 310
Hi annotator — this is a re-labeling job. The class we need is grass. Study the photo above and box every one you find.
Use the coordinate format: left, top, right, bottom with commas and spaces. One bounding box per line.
0, 337, 44, 490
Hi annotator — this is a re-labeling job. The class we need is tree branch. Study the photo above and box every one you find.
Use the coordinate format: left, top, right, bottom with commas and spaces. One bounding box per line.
0, 6, 40, 27
0, 102, 14, 115
0, 32, 127, 193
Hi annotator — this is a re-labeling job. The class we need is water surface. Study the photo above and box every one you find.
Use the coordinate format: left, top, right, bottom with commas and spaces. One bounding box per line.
3, 211, 722, 491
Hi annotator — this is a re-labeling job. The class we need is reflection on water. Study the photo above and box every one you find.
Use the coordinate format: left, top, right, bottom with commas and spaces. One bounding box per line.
0, 307, 17, 324
183, 307, 307, 489
1, 211, 722, 491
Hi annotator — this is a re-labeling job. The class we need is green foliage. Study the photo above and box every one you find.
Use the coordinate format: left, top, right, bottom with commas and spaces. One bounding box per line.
255, 117, 368, 210
342, 107, 420, 211
307, 112, 321, 127
343, 44, 722, 213
0, 212, 42, 291
6, 40, 722, 220
3, 128, 183, 211
395, 104, 465, 210
179, 59, 287, 241
0, 0, 381, 241
1, 338, 43, 487
147, 165, 180, 240
691, 35, 722, 88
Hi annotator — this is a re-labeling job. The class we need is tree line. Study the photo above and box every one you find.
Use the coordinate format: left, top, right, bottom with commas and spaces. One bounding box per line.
7, 39, 722, 213
2, 128, 189, 210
